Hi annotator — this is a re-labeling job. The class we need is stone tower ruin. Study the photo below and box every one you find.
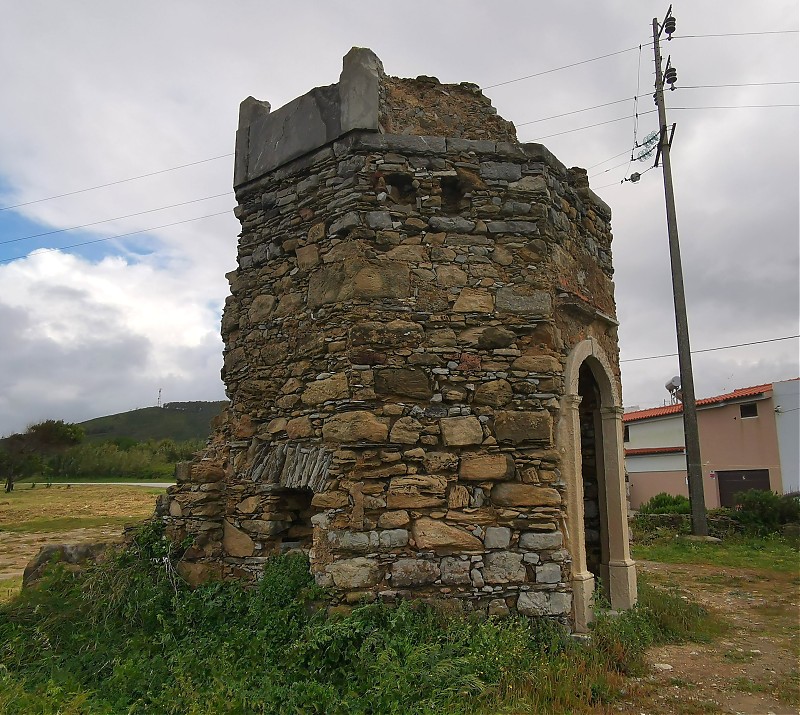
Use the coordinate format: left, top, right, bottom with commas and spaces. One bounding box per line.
161, 48, 636, 630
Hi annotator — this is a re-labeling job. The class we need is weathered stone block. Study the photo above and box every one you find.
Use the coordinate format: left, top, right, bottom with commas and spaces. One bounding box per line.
301, 373, 349, 405
285, 416, 314, 439
535, 562, 562, 584
327, 557, 381, 589
488, 598, 510, 617
519, 531, 563, 551
389, 416, 423, 444
494, 411, 552, 445
440, 416, 483, 446
495, 288, 551, 316
323, 412, 389, 443
484, 551, 526, 583
516, 590, 547, 616
248, 294, 276, 323
440, 557, 471, 584
491, 483, 561, 507
349, 320, 423, 349
328, 530, 371, 553
296, 244, 320, 270
308, 261, 410, 308
411, 517, 483, 553
375, 368, 432, 400
459, 453, 513, 481
379, 529, 409, 549
511, 355, 562, 373
483, 526, 511, 549
480, 162, 522, 181
474, 379, 513, 407
391, 558, 440, 587
378, 510, 410, 528
223, 520, 255, 558
453, 288, 494, 313
423, 451, 459, 473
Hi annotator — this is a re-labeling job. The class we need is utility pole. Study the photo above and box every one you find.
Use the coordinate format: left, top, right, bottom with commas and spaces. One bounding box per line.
652, 6, 709, 535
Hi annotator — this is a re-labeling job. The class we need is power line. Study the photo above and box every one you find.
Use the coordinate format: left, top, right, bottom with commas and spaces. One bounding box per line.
516, 97, 636, 126
0, 211, 233, 264
586, 149, 632, 170
0, 154, 233, 212
621, 335, 800, 363
672, 30, 799, 39
589, 159, 631, 178
670, 104, 798, 110
528, 110, 658, 141
0, 193, 232, 245
480, 45, 641, 90
678, 81, 799, 89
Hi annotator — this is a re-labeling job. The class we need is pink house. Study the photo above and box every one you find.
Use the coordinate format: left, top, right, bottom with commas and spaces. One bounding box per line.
623, 380, 799, 509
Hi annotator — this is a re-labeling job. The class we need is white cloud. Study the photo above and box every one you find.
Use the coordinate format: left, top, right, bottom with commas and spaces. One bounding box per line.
0, 0, 797, 434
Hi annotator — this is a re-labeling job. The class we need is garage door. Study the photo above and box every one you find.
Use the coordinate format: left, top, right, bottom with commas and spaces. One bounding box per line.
716, 469, 771, 507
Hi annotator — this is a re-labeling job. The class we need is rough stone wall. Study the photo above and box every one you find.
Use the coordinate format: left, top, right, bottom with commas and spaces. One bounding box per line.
161, 49, 620, 624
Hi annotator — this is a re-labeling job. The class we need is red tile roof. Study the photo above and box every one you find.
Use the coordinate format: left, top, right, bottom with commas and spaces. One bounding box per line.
625, 446, 685, 456
623, 383, 773, 422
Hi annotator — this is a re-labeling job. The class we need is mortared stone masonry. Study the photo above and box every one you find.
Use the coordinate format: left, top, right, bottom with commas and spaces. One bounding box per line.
158, 48, 636, 628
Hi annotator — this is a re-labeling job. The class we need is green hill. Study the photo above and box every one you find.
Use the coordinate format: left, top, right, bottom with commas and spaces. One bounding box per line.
79, 401, 227, 443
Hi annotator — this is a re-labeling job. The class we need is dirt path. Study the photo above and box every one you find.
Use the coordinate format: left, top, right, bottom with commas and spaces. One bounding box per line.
605, 560, 799, 715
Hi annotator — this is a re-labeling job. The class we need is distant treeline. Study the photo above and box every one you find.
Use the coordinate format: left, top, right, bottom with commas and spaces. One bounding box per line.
1, 419, 204, 488
44, 438, 204, 481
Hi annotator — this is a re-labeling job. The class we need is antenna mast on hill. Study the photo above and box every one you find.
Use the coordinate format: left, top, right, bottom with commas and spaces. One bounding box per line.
157, 388, 162, 408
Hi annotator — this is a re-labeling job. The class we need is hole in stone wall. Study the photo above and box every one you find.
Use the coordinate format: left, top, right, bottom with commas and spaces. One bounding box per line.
384, 172, 417, 205
274, 487, 315, 554
440, 175, 467, 213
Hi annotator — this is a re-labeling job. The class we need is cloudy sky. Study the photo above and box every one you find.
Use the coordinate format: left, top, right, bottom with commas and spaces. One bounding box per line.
0, 1, 797, 436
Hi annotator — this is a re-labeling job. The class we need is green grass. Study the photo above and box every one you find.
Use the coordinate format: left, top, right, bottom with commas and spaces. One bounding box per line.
632, 534, 800, 572
0, 577, 22, 603
0, 514, 154, 533
17, 475, 174, 484
0, 524, 727, 715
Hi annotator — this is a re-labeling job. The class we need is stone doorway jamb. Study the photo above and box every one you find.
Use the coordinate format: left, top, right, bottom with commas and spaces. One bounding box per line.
559, 337, 637, 632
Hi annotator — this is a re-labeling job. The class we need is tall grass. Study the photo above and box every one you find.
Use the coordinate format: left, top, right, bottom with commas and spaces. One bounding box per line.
0, 523, 725, 715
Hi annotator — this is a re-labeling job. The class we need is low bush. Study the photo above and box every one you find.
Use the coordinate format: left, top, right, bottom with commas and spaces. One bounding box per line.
0, 524, 724, 715
637, 492, 691, 515
733, 489, 800, 536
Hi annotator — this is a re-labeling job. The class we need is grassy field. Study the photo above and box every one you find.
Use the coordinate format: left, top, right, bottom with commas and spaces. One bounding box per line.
632, 533, 799, 573
0, 486, 796, 714
0, 484, 164, 604
0, 484, 163, 532
16, 475, 174, 485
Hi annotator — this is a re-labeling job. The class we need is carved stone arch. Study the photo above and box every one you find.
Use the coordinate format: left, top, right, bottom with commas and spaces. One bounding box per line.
558, 337, 637, 632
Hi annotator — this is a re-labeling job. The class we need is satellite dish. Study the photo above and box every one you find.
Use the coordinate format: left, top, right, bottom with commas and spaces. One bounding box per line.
665, 376, 681, 391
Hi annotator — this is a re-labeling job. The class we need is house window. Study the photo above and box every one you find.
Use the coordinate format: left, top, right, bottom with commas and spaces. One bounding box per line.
739, 402, 758, 418
623, 425, 630, 442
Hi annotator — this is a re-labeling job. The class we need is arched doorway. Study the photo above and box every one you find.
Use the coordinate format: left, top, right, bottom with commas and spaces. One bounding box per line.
559, 338, 637, 632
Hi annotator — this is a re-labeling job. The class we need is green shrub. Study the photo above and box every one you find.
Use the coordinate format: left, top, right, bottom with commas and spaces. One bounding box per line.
733, 489, 800, 535
0, 524, 726, 715
638, 492, 691, 515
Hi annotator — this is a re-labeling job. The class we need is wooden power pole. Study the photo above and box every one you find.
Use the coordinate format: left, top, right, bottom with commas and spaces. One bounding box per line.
652, 6, 709, 536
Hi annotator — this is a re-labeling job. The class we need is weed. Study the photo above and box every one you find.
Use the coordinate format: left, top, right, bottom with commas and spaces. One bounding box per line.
0, 525, 729, 715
